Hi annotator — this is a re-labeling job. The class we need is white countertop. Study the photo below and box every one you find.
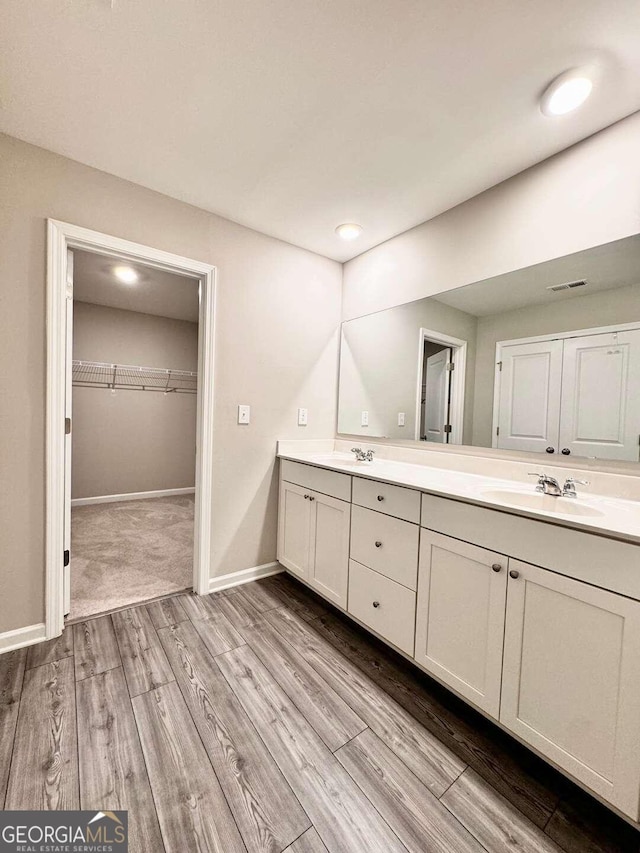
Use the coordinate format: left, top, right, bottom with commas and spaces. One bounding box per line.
278, 449, 640, 545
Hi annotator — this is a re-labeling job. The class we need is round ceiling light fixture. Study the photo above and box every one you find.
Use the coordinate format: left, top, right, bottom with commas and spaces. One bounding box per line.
335, 223, 363, 240
113, 265, 139, 284
540, 68, 593, 117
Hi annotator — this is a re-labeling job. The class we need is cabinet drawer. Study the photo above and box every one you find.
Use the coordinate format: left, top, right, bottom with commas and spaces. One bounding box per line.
280, 459, 351, 501
348, 560, 416, 655
350, 505, 419, 590
352, 476, 420, 523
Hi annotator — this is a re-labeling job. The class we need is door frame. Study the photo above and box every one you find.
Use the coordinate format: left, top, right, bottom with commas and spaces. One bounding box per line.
46, 219, 217, 639
414, 327, 467, 443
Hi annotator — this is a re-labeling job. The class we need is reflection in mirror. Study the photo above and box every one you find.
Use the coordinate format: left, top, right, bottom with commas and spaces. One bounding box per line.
337, 234, 640, 462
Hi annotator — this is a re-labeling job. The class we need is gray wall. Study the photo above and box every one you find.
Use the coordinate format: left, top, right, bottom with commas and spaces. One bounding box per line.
471, 281, 640, 447
342, 113, 640, 321
338, 298, 477, 441
72, 302, 198, 498
0, 133, 342, 635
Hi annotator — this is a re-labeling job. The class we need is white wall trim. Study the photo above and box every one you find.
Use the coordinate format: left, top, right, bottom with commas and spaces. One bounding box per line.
208, 561, 283, 594
0, 623, 47, 655
71, 487, 195, 507
47, 219, 217, 640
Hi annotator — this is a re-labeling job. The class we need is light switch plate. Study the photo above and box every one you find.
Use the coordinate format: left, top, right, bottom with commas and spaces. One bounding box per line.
298, 407, 308, 426
361, 410, 369, 427
238, 404, 251, 424
398, 412, 405, 426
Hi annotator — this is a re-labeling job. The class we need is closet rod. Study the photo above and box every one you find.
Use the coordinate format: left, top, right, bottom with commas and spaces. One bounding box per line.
72, 360, 197, 393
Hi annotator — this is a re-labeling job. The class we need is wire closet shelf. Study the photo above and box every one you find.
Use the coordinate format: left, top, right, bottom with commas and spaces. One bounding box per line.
72, 360, 197, 394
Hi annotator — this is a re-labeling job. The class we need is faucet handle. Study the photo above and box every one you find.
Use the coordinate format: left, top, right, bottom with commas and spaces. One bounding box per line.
564, 478, 589, 486
351, 447, 362, 453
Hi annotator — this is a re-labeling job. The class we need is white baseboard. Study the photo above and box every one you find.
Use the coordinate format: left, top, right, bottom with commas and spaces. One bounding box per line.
0, 622, 47, 655
208, 561, 283, 594
72, 487, 195, 507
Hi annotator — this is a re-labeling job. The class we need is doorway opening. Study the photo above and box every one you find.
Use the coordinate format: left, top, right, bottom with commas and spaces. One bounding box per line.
415, 327, 467, 444
47, 221, 216, 638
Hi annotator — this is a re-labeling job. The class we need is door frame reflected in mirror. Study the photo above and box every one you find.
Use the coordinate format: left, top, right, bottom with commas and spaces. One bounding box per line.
415, 327, 467, 444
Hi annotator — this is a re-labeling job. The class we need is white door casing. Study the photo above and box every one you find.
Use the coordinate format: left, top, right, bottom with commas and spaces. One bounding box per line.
494, 339, 563, 453
414, 328, 466, 444
415, 532, 507, 718
424, 349, 451, 443
559, 330, 640, 461
63, 249, 73, 616
501, 560, 640, 819
47, 220, 216, 639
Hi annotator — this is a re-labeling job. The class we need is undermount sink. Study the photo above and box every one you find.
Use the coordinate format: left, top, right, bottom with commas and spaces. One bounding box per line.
480, 488, 605, 518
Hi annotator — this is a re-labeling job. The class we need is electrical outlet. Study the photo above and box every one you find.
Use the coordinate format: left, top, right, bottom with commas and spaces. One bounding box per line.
237, 404, 250, 424
298, 407, 308, 426
398, 412, 405, 426
361, 410, 369, 427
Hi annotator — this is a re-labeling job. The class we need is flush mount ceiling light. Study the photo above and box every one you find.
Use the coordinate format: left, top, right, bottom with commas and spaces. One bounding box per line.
113, 265, 139, 284
335, 223, 363, 240
540, 69, 593, 117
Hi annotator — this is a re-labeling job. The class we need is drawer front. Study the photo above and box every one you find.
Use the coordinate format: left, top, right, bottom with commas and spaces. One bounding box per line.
280, 459, 351, 502
421, 493, 640, 600
350, 505, 419, 589
353, 476, 420, 523
348, 560, 416, 655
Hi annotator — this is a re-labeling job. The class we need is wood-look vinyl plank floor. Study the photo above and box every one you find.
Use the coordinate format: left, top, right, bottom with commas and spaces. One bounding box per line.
266, 606, 465, 796
314, 609, 566, 828
241, 615, 367, 752
26, 627, 74, 670
76, 667, 164, 853
132, 681, 246, 853
441, 768, 564, 853
73, 615, 121, 680
5, 657, 79, 810
112, 606, 175, 697
0, 648, 26, 807
216, 644, 408, 853
2, 576, 638, 853
158, 619, 310, 852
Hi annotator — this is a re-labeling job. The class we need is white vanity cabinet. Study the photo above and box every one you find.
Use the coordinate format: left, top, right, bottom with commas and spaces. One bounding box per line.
501, 559, 640, 818
415, 531, 508, 717
277, 455, 640, 822
277, 461, 351, 608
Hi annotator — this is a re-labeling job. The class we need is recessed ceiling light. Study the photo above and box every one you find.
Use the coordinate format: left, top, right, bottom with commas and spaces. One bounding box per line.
540, 69, 593, 117
113, 265, 139, 284
335, 223, 363, 240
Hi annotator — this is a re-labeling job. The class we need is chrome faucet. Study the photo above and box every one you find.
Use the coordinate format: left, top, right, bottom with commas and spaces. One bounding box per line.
351, 447, 375, 462
528, 473, 562, 496
562, 477, 590, 498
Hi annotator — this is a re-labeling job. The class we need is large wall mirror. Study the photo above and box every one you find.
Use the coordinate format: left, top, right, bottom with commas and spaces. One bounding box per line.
337, 234, 640, 463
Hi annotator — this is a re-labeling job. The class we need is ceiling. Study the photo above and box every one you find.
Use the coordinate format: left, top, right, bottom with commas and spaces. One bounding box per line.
2, 1, 640, 262
435, 235, 640, 317
73, 250, 200, 321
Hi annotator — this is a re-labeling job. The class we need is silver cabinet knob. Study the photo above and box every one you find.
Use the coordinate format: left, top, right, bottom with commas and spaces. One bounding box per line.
303, 494, 309, 499
561, 448, 571, 455
375, 541, 382, 548
372, 601, 380, 608
492, 563, 502, 573
377, 495, 384, 501
509, 569, 520, 579
545, 446, 555, 453
309, 496, 315, 501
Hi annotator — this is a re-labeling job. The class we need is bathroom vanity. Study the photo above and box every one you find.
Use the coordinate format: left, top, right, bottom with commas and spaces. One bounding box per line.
276, 441, 640, 823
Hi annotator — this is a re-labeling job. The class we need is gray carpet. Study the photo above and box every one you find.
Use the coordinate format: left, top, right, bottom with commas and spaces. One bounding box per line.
69, 494, 194, 621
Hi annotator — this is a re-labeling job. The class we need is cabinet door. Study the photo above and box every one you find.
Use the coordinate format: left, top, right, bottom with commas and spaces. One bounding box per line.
559, 330, 640, 461
501, 560, 640, 819
415, 532, 507, 718
495, 339, 563, 453
277, 481, 313, 580
308, 491, 350, 608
